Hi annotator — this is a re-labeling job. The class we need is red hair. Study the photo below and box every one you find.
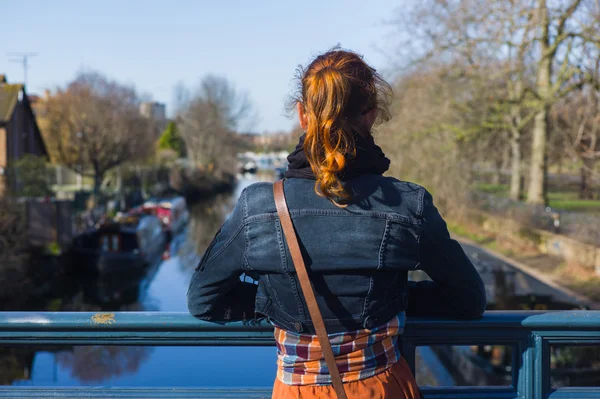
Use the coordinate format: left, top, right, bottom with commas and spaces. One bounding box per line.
293, 49, 392, 203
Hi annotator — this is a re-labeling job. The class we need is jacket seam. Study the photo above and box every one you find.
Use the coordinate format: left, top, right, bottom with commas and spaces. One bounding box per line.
378, 219, 390, 270
362, 220, 390, 321
264, 274, 284, 307
242, 187, 248, 218
275, 215, 306, 320
361, 277, 374, 321
242, 189, 250, 271
416, 220, 425, 270
415, 188, 426, 269
417, 188, 425, 218
246, 210, 419, 225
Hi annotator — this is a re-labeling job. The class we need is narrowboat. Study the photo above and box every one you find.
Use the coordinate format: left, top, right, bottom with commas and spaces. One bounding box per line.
130, 197, 189, 237
71, 214, 167, 275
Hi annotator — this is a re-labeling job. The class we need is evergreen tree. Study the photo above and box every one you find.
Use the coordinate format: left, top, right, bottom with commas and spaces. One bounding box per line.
158, 121, 186, 157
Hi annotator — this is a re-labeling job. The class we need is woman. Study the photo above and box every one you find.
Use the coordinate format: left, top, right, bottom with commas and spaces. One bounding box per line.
187, 49, 487, 399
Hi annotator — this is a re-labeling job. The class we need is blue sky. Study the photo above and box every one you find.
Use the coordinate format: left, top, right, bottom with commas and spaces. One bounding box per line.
1, 0, 402, 132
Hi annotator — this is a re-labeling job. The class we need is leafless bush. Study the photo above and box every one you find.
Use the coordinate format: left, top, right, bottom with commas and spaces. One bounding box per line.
378, 67, 472, 217
0, 199, 33, 308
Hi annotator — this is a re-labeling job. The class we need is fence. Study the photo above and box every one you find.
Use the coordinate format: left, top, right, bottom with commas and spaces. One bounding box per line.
0, 311, 598, 398
25, 200, 73, 247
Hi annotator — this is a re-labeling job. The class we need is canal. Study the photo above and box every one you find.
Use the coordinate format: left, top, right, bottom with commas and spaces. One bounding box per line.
3, 174, 598, 388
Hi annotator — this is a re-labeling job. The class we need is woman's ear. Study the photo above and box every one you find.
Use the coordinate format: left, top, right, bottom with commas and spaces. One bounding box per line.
297, 102, 308, 131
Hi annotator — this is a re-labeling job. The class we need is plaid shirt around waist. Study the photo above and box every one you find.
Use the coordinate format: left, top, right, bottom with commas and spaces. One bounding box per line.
274, 312, 405, 386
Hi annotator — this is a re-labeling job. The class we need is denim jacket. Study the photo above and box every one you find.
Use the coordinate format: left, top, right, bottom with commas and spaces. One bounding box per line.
187, 176, 487, 334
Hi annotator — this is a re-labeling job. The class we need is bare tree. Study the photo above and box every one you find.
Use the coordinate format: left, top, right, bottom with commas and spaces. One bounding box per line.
43, 72, 153, 195
522, 0, 600, 204
392, 0, 537, 200
553, 86, 600, 198
379, 67, 477, 214
503, 3, 537, 200
177, 75, 255, 172
394, 0, 600, 204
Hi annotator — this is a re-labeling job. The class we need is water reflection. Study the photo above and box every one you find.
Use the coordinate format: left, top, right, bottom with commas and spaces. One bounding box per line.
175, 175, 261, 274
4, 258, 163, 385
3, 175, 275, 387
55, 346, 151, 383
177, 194, 236, 273
80, 272, 154, 310
0, 267, 160, 386
0, 349, 33, 385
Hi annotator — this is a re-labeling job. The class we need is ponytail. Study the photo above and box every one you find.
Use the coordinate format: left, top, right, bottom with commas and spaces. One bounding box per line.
292, 49, 392, 204
303, 66, 356, 203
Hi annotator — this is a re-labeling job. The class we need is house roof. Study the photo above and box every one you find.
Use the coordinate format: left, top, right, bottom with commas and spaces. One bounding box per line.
0, 83, 24, 124
0, 78, 49, 159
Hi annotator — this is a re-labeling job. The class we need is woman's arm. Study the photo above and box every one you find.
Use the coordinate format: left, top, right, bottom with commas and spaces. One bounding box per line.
186, 190, 256, 321
407, 191, 487, 319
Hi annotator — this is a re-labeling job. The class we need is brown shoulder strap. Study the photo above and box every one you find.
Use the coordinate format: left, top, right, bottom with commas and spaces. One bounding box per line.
273, 180, 348, 399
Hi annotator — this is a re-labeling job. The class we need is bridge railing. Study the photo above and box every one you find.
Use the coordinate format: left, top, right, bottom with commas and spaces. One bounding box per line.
0, 311, 598, 398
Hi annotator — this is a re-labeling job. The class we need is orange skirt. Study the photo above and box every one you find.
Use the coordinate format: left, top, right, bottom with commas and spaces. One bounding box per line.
271, 357, 421, 399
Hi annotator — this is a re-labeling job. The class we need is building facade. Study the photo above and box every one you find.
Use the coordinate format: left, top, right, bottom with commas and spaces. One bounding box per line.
0, 75, 48, 195
140, 102, 166, 121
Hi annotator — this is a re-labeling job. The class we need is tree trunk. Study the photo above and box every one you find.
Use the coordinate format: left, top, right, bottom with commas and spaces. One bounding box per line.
528, 107, 549, 205
527, 1, 551, 205
580, 158, 596, 199
507, 59, 525, 201
509, 127, 523, 200
93, 163, 103, 198
501, 137, 511, 171
492, 159, 502, 185
93, 174, 102, 198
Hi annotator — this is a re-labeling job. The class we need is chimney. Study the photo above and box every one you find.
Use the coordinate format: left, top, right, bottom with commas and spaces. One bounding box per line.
0, 74, 6, 84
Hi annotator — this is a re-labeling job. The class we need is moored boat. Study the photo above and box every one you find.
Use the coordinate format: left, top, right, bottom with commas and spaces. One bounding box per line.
71, 214, 166, 275
130, 196, 189, 238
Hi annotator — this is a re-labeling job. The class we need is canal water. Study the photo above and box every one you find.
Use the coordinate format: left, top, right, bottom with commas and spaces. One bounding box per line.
3, 174, 598, 388
9, 174, 277, 388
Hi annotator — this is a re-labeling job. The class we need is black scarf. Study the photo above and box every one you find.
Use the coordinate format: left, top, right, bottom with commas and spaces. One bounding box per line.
284, 133, 390, 181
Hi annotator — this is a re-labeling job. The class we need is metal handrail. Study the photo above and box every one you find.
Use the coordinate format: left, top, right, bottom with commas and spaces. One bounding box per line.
0, 311, 598, 399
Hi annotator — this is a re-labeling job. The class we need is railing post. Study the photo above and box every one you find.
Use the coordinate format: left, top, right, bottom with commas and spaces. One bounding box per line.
530, 333, 542, 399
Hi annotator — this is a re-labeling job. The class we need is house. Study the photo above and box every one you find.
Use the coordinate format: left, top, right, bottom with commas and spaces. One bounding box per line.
0, 74, 48, 195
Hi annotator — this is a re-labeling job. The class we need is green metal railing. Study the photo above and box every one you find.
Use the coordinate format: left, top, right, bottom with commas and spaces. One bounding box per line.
0, 311, 598, 398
